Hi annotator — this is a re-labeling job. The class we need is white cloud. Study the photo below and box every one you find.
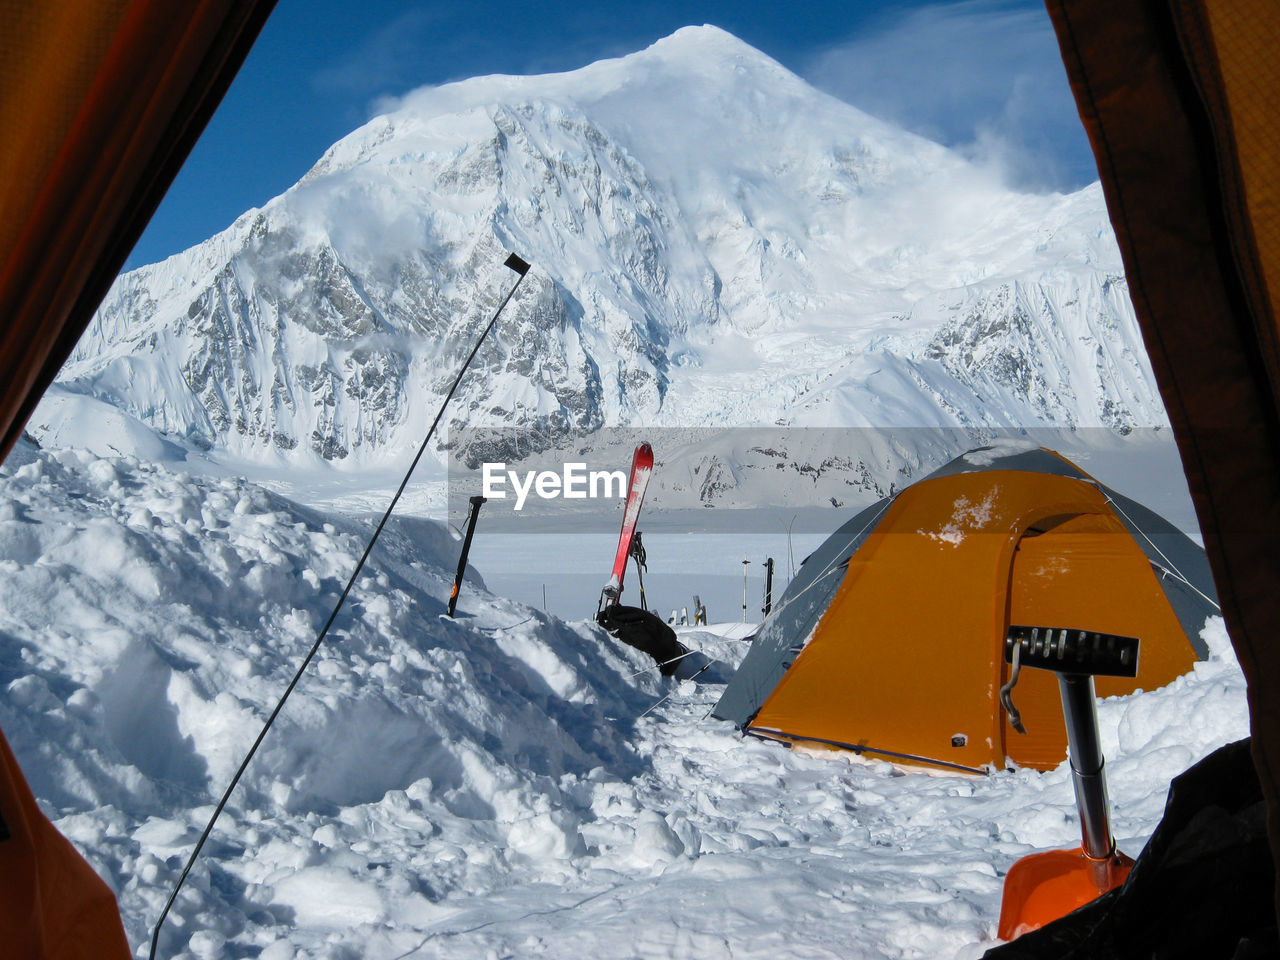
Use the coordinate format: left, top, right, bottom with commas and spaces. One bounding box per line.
311, 8, 452, 104
804, 0, 1096, 192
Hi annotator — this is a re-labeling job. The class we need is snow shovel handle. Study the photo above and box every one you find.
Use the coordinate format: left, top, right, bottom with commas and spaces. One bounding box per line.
1058, 672, 1115, 863
1001, 627, 1136, 864
1004, 626, 1139, 678
997, 630, 1139, 940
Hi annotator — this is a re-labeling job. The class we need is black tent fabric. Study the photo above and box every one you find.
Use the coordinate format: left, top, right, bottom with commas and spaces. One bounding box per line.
984, 738, 1278, 959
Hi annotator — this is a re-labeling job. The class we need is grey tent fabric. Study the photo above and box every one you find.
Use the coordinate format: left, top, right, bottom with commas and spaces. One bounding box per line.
711, 497, 890, 727
1092, 486, 1215, 659
712, 446, 1219, 730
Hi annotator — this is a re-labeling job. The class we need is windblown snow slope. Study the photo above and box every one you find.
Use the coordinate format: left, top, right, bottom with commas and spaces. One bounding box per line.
0, 439, 1247, 958
55, 26, 1159, 488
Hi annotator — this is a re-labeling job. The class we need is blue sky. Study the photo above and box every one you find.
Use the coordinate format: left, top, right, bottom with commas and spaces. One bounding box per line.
125, 0, 1094, 270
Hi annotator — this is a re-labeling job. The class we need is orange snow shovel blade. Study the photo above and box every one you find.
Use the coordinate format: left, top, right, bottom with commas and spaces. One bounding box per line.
997, 845, 1134, 940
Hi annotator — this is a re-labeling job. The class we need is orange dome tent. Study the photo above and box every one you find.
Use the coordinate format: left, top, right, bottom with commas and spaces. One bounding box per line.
714, 446, 1219, 773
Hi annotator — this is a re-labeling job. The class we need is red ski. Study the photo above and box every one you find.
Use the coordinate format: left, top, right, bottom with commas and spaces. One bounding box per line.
601, 442, 653, 607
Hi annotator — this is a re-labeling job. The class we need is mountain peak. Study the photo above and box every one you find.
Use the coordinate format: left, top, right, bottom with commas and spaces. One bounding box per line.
364, 25, 814, 132
61, 27, 1156, 473
640, 24, 787, 66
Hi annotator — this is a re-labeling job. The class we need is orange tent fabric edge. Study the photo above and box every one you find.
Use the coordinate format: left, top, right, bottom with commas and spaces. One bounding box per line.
1047, 0, 1280, 922
0, 2, 277, 953
0, 0, 279, 465
0, 726, 129, 958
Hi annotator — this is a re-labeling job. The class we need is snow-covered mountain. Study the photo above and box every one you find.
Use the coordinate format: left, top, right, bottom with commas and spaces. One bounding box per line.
52, 25, 1162, 490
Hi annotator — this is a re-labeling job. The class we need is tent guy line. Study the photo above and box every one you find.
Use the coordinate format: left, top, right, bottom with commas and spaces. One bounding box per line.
1099, 489, 1221, 611
625, 647, 698, 680
148, 252, 532, 960
760, 500, 893, 630
637, 659, 717, 720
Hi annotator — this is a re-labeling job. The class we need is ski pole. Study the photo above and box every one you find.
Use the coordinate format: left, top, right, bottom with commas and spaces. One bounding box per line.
448, 495, 486, 617
630, 530, 647, 610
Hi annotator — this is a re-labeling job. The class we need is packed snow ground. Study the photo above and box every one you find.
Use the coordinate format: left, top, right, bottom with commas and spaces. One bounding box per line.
0, 437, 1250, 959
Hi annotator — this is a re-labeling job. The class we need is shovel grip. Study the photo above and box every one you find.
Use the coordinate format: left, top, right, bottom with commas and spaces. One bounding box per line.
1005, 625, 1139, 678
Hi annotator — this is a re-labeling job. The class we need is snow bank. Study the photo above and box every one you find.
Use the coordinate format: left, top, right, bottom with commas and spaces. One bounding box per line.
0, 440, 660, 954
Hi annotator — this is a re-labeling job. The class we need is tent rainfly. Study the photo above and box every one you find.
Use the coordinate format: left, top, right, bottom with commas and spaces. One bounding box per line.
714, 446, 1220, 774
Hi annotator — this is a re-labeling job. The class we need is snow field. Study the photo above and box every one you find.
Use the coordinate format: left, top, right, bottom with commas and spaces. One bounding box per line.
0, 440, 1250, 958
0, 441, 651, 953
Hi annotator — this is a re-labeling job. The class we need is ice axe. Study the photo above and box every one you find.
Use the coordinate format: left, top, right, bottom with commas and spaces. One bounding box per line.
447, 494, 486, 617
996, 626, 1139, 941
